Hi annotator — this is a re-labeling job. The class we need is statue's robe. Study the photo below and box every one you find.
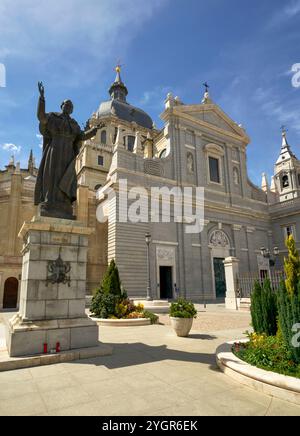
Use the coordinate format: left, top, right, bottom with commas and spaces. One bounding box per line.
34, 97, 85, 218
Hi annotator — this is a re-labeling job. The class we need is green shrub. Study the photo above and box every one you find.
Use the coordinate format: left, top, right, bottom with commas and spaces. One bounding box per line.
277, 281, 300, 364
234, 333, 300, 378
90, 291, 118, 319
169, 298, 197, 319
250, 281, 264, 334
143, 311, 159, 325
90, 260, 126, 318
277, 236, 300, 364
284, 236, 300, 297
250, 279, 278, 336
101, 259, 123, 297
90, 261, 160, 323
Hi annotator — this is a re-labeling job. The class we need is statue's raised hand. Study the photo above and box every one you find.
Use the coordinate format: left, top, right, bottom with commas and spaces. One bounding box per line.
38, 81, 45, 99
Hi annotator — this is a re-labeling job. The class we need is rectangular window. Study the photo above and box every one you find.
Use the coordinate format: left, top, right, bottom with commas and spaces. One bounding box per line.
127, 136, 135, 152
209, 157, 220, 184
98, 155, 104, 166
284, 225, 295, 240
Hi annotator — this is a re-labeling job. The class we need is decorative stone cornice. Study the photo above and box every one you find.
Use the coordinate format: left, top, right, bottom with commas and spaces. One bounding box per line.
233, 225, 242, 231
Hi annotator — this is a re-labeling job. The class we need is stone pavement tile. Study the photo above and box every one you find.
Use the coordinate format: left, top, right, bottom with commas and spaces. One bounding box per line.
61, 358, 110, 373
81, 392, 153, 416
33, 373, 78, 393
102, 350, 154, 368
121, 371, 177, 393
173, 374, 241, 400
266, 398, 300, 416
188, 386, 272, 416
0, 380, 39, 400
89, 386, 194, 416
29, 363, 68, 379
0, 368, 33, 383
81, 378, 133, 400
68, 366, 113, 384
0, 392, 47, 416
49, 401, 107, 416
144, 362, 213, 384
40, 385, 93, 412
106, 363, 149, 376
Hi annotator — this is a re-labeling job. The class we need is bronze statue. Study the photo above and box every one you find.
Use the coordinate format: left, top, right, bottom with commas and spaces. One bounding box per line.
34, 82, 98, 220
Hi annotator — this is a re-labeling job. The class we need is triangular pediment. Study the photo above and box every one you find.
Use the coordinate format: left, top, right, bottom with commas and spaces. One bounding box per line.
174, 104, 249, 141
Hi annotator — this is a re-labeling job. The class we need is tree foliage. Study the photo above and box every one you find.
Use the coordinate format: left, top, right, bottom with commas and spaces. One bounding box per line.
250, 279, 277, 336
284, 236, 300, 297
277, 236, 300, 363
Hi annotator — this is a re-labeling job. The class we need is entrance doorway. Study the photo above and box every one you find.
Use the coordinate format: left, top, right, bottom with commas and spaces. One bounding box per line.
213, 258, 227, 298
3, 277, 19, 309
160, 266, 173, 299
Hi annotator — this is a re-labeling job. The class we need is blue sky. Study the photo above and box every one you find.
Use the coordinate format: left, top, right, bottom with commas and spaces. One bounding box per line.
0, 0, 300, 185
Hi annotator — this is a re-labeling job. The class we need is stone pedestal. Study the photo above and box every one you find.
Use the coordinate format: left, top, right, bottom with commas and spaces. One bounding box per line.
224, 257, 240, 310
6, 216, 99, 357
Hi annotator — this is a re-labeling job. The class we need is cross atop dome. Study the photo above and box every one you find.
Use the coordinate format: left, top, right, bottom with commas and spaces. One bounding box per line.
109, 63, 128, 102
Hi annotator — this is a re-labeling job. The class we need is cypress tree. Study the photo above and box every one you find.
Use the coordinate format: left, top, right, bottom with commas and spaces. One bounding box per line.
278, 236, 300, 363
90, 260, 124, 318
250, 279, 277, 336
284, 236, 300, 297
251, 281, 263, 334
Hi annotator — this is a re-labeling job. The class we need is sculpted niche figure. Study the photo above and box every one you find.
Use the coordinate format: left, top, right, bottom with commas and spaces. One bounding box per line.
34, 82, 98, 220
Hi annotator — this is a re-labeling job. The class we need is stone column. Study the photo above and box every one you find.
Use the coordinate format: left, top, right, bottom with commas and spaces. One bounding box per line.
77, 185, 89, 226
0, 271, 3, 310
224, 257, 240, 310
6, 216, 99, 357
7, 172, 22, 256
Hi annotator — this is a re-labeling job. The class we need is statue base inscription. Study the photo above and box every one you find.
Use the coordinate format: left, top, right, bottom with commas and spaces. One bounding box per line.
6, 216, 99, 357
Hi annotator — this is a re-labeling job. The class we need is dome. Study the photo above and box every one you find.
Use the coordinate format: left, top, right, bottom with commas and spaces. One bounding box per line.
97, 100, 153, 130
96, 67, 153, 130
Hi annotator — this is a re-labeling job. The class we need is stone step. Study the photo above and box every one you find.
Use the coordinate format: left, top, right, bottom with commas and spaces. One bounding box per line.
134, 300, 170, 314
239, 298, 251, 312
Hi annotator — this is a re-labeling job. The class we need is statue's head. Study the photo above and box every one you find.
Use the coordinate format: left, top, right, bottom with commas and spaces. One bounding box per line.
61, 100, 74, 115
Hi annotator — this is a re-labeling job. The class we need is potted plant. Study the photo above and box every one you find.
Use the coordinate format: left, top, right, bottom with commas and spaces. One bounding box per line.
169, 298, 197, 337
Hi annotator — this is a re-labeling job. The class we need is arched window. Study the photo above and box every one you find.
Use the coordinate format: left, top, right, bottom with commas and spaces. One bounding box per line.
159, 149, 167, 159
101, 130, 107, 145
282, 174, 289, 188
3, 277, 19, 309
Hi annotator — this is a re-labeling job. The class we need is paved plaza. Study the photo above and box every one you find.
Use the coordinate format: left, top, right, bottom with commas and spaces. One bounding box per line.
0, 306, 300, 416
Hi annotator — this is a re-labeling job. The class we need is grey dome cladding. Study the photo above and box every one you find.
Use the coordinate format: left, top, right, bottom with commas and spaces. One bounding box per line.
97, 99, 153, 130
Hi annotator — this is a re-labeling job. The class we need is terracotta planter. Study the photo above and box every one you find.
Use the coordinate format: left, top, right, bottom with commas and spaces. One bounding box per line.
170, 317, 194, 337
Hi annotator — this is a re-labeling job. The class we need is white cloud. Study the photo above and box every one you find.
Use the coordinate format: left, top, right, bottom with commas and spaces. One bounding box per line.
253, 87, 300, 135
36, 134, 43, 149
0, 0, 168, 86
285, 0, 300, 18
139, 86, 172, 108
268, 0, 300, 28
2, 143, 21, 153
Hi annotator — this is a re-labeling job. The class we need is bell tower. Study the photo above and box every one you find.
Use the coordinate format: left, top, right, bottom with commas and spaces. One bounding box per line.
274, 127, 300, 202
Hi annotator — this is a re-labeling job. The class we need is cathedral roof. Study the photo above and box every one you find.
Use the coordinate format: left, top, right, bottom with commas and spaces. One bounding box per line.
96, 67, 153, 130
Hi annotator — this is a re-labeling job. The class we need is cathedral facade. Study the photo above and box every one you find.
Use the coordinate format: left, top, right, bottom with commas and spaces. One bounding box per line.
1, 69, 300, 308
